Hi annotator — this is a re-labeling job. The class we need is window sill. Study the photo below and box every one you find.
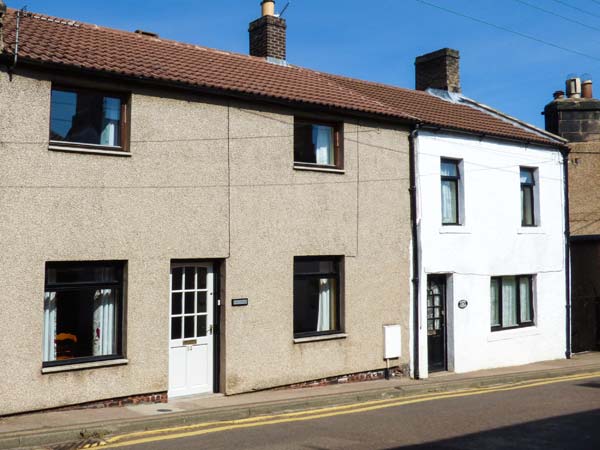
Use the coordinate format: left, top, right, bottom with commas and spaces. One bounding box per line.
42, 358, 128, 374
49, 143, 131, 157
487, 326, 538, 342
294, 333, 348, 344
439, 226, 471, 235
517, 227, 545, 235
293, 164, 345, 174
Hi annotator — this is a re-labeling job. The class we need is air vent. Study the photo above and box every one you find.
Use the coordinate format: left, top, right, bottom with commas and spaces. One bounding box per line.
135, 29, 159, 38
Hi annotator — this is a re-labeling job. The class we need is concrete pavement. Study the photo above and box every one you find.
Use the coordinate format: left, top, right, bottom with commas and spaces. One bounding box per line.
1, 353, 600, 449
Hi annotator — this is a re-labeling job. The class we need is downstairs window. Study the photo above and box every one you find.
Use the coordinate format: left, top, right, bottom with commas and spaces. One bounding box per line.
43, 261, 125, 366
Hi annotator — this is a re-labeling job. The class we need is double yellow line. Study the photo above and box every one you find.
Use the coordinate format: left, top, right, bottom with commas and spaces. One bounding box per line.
86, 371, 600, 449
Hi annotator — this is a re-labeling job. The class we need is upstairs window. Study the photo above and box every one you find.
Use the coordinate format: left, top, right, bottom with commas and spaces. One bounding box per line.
490, 275, 534, 331
294, 119, 343, 169
43, 261, 125, 366
441, 158, 461, 225
520, 167, 537, 226
50, 87, 127, 150
293, 257, 342, 337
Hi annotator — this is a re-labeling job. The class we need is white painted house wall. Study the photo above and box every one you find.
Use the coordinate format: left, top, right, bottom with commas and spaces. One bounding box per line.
414, 130, 567, 377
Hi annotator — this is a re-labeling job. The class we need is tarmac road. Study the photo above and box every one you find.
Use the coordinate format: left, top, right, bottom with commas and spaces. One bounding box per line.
91, 374, 600, 450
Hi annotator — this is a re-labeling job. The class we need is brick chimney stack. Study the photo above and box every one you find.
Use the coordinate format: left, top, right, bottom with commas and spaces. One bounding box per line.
415, 48, 461, 93
249, 0, 287, 61
0, 0, 7, 54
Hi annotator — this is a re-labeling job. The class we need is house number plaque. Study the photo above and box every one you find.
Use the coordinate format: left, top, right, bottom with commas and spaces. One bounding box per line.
458, 300, 468, 309
232, 298, 249, 307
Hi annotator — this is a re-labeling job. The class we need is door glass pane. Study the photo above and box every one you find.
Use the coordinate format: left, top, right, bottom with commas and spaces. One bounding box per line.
520, 277, 532, 322
184, 316, 195, 338
172, 267, 182, 291
197, 315, 207, 337
185, 292, 195, 314
502, 277, 518, 327
197, 292, 207, 313
171, 317, 182, 340
171, 292, 182, 315
184, 267, 195, 290
197, 267, 207, 289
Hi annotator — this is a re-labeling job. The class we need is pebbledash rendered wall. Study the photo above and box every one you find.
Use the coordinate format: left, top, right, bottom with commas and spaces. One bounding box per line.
414, 131, 567, 377
0, 68, 412, 415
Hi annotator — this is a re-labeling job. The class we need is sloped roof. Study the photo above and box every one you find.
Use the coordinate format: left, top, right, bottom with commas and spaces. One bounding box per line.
0, 8, 564, 147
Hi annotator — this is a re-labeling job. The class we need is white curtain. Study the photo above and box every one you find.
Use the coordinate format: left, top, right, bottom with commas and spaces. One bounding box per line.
441, 181, 457, 223
502, 277, 517, 327
520, 278, 532, 322
101, 97, 121, 146
490, 281, 500, 327
317, 278, 336, 332
43, 292, 57, 362
314, 125, 333, 165
93, 289, 116, 356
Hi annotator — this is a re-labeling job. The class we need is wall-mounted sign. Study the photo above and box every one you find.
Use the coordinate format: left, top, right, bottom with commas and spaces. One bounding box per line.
232, 298, 249, 307
458, 299, 468, 309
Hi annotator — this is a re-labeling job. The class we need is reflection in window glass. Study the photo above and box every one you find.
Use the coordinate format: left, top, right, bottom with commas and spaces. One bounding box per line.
50, 88, 122, 147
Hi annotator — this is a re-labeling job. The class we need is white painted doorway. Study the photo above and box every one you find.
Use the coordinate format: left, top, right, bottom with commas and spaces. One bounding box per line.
169, 262, 214, 397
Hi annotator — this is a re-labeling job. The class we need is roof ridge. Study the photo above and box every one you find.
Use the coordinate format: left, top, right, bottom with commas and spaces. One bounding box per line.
323, 71, 434, 98
313, 70, 415, 120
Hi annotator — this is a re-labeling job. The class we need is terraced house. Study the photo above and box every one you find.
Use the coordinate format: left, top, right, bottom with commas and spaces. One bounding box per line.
0, 0, 568, 415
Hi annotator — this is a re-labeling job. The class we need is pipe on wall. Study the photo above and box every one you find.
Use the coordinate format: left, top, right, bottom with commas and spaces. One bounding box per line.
409, 125, 422, 379
562, 148, 572, 359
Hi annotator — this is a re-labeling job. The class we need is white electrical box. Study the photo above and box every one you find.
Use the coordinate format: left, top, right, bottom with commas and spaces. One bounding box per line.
383, 324, 401, 359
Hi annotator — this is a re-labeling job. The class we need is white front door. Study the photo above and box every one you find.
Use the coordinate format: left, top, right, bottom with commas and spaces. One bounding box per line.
169, 262, 214, 397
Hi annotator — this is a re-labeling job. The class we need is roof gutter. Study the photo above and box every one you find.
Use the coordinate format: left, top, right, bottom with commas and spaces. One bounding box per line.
418, 124, 568, 151
3, 58, 419, 127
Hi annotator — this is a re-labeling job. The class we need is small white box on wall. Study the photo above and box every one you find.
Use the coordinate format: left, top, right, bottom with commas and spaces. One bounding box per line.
384, 325, 401, 359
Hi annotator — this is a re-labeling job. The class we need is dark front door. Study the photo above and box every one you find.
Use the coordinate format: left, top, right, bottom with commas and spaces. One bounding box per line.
427, 275, 447, 372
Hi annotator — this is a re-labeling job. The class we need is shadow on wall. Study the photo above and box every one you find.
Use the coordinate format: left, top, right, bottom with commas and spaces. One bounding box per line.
390, 407, 600, 450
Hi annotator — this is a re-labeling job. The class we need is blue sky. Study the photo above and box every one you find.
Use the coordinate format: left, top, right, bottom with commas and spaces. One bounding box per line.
10, 0, 600, 127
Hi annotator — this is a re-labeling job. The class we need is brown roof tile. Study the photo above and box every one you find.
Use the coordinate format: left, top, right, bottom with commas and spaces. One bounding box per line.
1, 8, 562, 147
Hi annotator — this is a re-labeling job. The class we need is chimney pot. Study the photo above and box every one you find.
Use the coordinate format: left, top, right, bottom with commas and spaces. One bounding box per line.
553, 90, 565, 100
582, 79, 593, 99
566, 77, 582, 99
261, 0, 275, 17
415, 48, 461, 93
249, 1, 286, 60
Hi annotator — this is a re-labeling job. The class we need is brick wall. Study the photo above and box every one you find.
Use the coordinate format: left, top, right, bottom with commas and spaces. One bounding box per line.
248, 15, 287, 60
415, 48, 461, 93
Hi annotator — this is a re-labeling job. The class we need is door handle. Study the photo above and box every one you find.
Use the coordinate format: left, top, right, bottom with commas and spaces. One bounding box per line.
209, 324, 214, 335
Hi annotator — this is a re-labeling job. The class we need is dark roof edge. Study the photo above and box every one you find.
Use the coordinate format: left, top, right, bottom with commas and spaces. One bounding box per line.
418, 124, 568, 151
3, 56, 418, 127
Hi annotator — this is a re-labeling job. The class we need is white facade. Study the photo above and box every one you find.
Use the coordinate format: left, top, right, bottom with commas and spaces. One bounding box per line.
414, 130, 567, 377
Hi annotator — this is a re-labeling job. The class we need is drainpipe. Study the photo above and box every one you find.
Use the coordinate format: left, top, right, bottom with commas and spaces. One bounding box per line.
409, 124, 421, 379
562, 148, 572, 359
